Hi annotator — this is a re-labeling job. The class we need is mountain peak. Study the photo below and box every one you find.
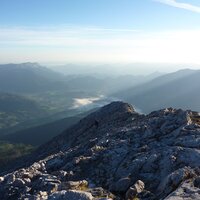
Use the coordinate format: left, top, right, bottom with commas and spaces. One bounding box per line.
101, 101, 135, 113
82, 101, 135, 123
18, 62, 42, 69
0, 62, 41, 69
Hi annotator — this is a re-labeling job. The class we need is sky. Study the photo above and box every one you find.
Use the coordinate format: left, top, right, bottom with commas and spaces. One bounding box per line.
0, 0, 200, 65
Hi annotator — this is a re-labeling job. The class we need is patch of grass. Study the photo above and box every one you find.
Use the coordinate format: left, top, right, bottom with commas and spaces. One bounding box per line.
0, 141, 34, 169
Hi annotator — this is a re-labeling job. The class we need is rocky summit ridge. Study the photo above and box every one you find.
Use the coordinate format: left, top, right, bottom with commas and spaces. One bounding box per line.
1, 102, 200, 200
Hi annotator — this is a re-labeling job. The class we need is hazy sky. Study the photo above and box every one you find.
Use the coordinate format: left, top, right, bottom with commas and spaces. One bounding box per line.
0, 0, 200, 64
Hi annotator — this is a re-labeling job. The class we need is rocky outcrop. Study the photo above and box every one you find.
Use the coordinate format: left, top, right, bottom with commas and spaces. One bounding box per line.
125, 180, 145, 200
1, 101, 200, 199
49, 190, 94, 200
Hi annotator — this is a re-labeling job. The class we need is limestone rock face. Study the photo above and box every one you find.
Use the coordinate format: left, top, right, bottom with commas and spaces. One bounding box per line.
49, 190, 94, 200
0, 176, 4, 182
1, 101, 200, 199
125, 180, 145, 200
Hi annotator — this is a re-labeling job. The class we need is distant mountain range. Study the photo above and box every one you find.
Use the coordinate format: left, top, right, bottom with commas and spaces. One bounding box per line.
0, 62, 67, 93
115, 69, 200, 113
0, 62, 160, 95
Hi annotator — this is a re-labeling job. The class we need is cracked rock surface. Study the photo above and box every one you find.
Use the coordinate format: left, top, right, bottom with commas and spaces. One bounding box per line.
1, 101, 200, 199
